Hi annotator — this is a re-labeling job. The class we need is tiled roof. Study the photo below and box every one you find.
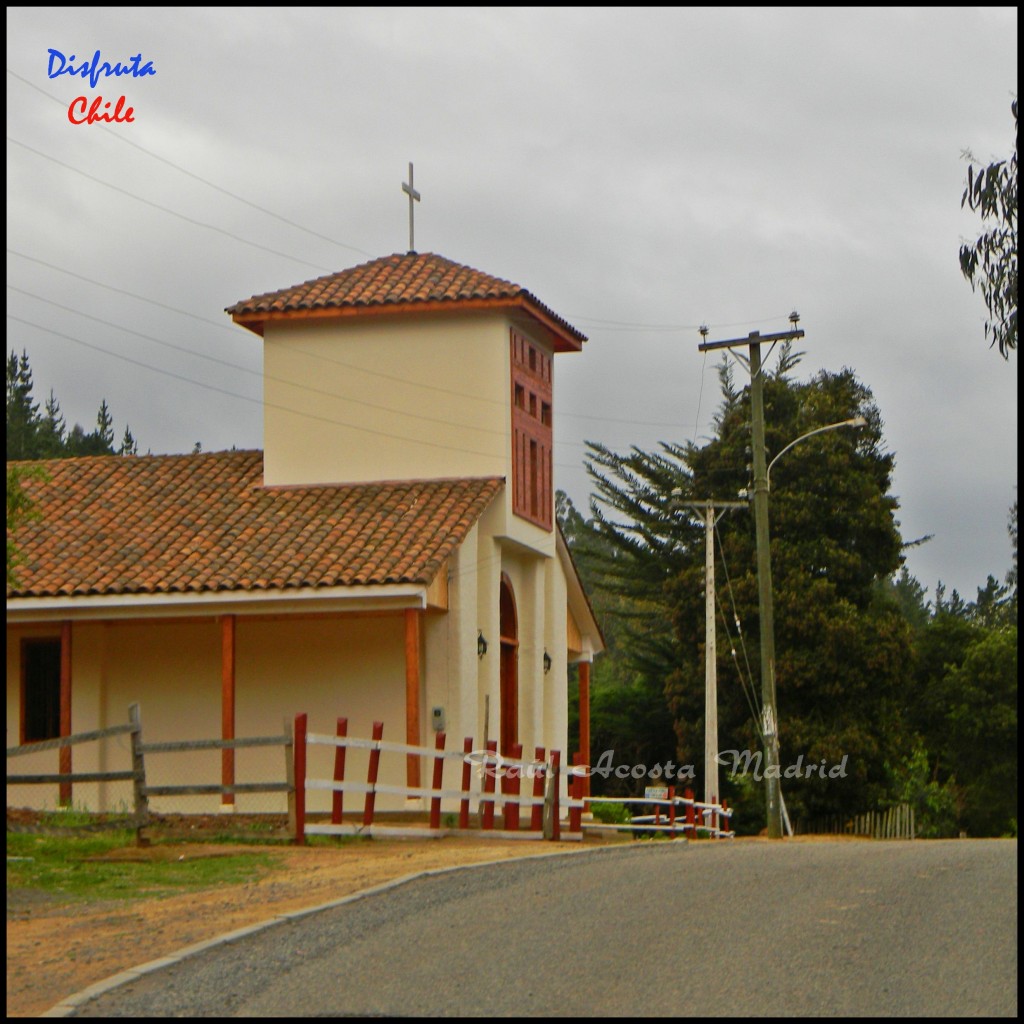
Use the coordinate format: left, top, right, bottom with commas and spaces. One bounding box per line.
6, 451, 503, 599
226, 252, 587, 346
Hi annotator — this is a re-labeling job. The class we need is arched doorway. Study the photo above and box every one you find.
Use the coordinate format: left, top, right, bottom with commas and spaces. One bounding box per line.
499, 574, 518, 756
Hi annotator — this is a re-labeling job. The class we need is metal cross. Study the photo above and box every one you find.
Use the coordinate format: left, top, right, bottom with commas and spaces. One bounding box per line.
402, 162, 421, 254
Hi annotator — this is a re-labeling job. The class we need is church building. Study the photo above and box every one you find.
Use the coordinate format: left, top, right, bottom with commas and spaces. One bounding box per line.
6, 250, 603, 814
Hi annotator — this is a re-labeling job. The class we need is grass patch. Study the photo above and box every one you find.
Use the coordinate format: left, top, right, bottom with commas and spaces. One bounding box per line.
6, 831, 280, 903
303, 833, 369, 848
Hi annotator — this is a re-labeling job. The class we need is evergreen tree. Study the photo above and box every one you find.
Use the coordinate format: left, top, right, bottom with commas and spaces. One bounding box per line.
6, 350, 40, 460
37, 390, 68, 458
5, 350, 139, 460
119, 425, 138, 456
573, 355, 912, 830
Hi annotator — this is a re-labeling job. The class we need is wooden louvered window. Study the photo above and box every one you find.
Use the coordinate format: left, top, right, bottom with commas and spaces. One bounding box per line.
510, 330, 552, 531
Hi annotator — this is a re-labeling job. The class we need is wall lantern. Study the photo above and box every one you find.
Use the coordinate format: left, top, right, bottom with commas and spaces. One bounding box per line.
543, 650, 552, 674
477, 631, 488, 659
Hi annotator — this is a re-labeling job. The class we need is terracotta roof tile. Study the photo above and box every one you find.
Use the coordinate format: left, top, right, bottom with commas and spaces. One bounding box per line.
7, 451, 503, 599
226, 252, 586, 347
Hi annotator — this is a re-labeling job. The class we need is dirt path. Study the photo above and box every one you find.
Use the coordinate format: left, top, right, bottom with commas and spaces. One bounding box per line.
7, 837, 576, 1017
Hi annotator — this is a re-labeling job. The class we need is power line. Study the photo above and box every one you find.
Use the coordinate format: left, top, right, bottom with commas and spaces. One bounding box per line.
6, 312, 599, 472
6, 68, 376, 261
7, 135, 337, 274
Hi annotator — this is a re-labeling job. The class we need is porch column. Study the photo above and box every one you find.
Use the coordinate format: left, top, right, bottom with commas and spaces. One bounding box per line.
405, 609, 421, 790
578, 659, 591, 802
59, 621, 72, 806
221, 615, 236, 811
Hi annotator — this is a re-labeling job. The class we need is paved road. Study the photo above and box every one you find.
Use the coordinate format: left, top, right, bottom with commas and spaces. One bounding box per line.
73, 839, 1017, 1017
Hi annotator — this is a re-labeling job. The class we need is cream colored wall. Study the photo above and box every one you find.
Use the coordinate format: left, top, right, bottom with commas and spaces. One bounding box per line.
544, 553, 570, 767
262, 313, 509, 487
234, 615, 406, 813
262, 311, 558, 557
7, 621, 220, 813
7, 615, 410, 814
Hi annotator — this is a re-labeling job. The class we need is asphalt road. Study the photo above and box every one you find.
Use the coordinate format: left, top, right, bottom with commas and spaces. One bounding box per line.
72, 839, 1017, 1017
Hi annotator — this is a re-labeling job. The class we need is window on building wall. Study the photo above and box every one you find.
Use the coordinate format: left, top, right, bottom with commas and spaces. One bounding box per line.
510, 329, 553, 531
21, 638, 61, 743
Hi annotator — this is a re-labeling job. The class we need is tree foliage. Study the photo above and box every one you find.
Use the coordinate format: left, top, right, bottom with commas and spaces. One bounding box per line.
564, 354, 912, 830
960, 99, 1018, 357
6, 349, 138, 460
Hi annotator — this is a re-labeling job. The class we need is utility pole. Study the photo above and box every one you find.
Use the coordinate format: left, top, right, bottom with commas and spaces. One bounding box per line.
698, 324, 805, 839
690, 498, 746, 822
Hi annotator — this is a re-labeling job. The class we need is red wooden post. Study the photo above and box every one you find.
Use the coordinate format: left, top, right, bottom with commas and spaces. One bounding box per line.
459, 737, 473, 830
429, 731, 446, 830
550, 750, 561, 841
404, 609, 421, 790
220, 615, 236, 810
294, 714, 307, 846
578, 660, 591, 809
684, 787, 695, 835
668, 785, 676, 836
531, 746, 546, 833
569, 752, 583, 833
332, 717, 348, 825
59, 621, 72, 806
721, 798, 729, 837
363, 721, 384, 827
504, 742, 522, 832
481, 739, 497, 830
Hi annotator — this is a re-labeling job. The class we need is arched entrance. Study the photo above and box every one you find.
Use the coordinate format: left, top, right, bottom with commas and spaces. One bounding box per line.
499, 574, 518, 756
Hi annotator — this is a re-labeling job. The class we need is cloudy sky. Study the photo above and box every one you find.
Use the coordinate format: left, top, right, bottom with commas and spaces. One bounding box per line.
6, 7, 1018, 601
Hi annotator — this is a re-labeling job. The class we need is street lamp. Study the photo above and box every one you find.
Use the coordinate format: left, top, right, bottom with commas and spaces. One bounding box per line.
766, 417, 868, 491
754, 413, 868, 838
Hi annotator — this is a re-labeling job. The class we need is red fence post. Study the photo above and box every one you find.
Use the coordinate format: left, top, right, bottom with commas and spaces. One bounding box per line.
459, 737, 473, 830
363, 720, 384, 828
721, 798, 730, 836
668, 785, 676, 837
332, 717, 347, 825
569, 752, 583, 834
429, 731, 446, 831
550, 750, 561, 841
504, 742, 522, 832
481, 739, 497, 830
531, 746, 546, 833
294, 713, 307, 846
684, 787, 695, 836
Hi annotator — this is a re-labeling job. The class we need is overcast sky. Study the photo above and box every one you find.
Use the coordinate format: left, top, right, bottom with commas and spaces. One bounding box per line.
6, 7, 1018, 602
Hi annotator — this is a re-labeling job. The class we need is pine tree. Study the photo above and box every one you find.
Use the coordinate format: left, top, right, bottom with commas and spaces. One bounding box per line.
6, 349, 141, 459
37, 390, 68, 458
571, 355, 912, 829
118, 425, 138, 456
6, 350, 40, 460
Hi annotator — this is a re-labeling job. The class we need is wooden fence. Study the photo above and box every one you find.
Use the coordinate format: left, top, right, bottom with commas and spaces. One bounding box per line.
294, 715, 585, 843
6, 704, 295, 838
795, 803, 916, 839
13, 709, 737, 845
585, 788, 734, 839
6, 704, 148, 836
138, 721, 293, 812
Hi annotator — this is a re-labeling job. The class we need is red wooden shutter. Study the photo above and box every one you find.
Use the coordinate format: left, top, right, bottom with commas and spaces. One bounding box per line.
510, 330, 553, 530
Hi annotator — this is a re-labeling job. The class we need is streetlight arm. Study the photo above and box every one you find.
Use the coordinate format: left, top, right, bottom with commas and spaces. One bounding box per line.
766, 417, 867, 490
